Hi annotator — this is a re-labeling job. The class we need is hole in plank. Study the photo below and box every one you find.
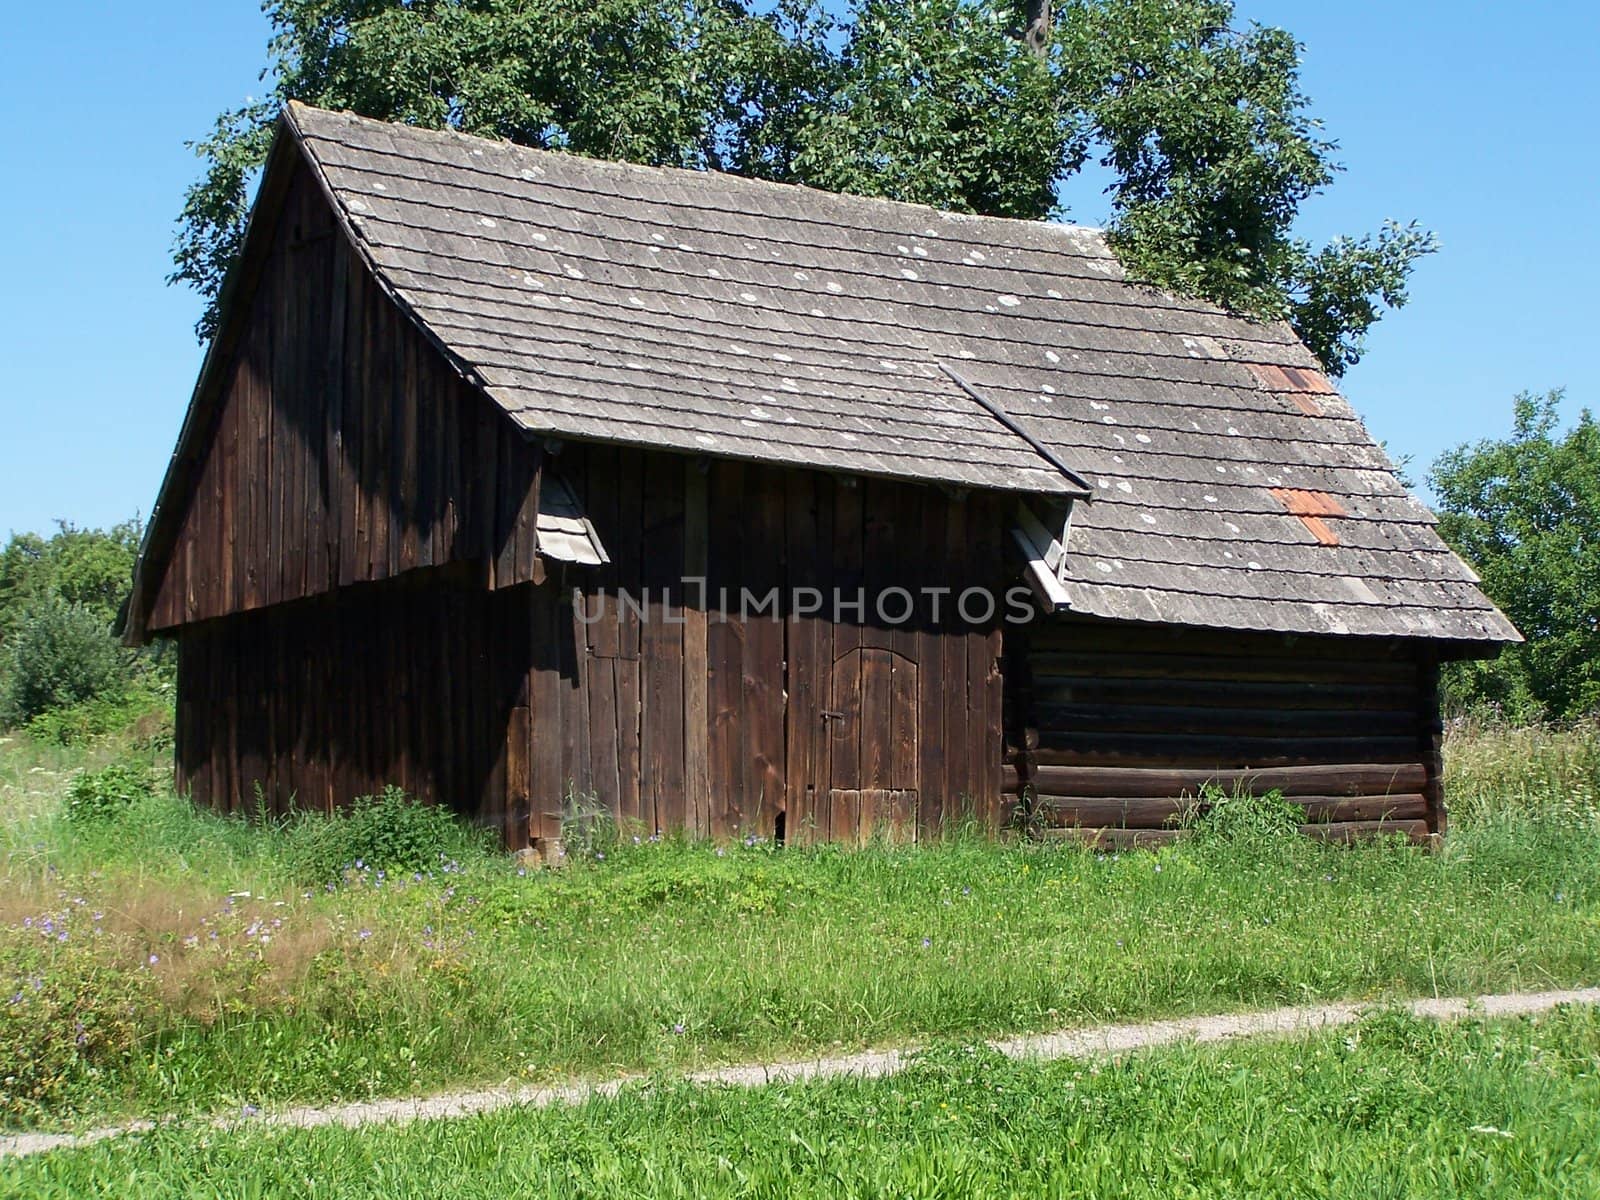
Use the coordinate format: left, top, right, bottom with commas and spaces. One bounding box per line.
774, 811, 787, 848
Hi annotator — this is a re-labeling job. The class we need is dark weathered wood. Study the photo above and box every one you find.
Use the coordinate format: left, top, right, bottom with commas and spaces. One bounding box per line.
682, 458, 712, 835
1026, 794, 1428, 829
1417, 654, 1446, 839
1032, 734, 1421, 767
1007, 762, 1430, 798
138, 158, 545, 637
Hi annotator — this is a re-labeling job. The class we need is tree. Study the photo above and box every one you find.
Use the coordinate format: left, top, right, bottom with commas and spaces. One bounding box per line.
1430, 390, 1600, 720
0, 521, 141, 648
174, 0, 1433, 371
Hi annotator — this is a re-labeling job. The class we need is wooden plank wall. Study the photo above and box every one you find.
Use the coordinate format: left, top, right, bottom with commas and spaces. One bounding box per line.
1003, 618, 1440, 847
542, 446, 1009, 845
174, 442, 1013, 848
175, 566, 532, 842
139, 159, 542, 637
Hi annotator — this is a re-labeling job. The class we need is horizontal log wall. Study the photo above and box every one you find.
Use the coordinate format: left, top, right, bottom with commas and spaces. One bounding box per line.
140, 158, 542, 637
1005, 618, 1440, 844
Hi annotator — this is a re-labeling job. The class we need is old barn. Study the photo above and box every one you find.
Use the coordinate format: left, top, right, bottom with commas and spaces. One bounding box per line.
124, 103, 1517, 849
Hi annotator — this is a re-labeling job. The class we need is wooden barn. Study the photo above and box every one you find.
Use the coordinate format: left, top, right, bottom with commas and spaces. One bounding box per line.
123, 103, 1518, 849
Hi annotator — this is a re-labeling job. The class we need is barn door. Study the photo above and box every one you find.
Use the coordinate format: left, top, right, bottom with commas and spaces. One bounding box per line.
819, 646, 919, 844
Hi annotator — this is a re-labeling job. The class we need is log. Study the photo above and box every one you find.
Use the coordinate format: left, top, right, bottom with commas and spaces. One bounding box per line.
1026, 675, 1417, 713
1301, 819, 1430, 845
1003, 762, 1428, 798
1031, 702, 1415, 739
1031, 733, 1421, 767
1027, 650, 1417, 686
1021, 793, 1428, 830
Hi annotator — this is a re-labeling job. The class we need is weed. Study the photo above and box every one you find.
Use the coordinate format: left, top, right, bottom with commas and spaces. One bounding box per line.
62, 761, 155, 825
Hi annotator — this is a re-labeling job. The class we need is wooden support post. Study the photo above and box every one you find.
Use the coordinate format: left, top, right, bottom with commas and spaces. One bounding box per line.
1418, 652, 1447, 845
1002, 619, 1039, 834
682, 460, 711, 836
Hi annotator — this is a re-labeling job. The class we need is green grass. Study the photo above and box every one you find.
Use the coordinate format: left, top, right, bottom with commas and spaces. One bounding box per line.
2, 720, 1598, 1130
8, 1007, 1600, 1198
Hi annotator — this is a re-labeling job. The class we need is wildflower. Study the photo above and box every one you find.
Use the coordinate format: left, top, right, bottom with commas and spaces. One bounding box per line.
242, 1104, 261, 1118
595, 852, 606, 861
358, 929, 372, 941
148, 954, 159, 966
921, 937, 932, 949
673, 1023, 685, 1035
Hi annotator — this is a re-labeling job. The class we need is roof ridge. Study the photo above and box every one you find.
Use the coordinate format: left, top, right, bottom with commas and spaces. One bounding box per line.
283, 100, 1115, 251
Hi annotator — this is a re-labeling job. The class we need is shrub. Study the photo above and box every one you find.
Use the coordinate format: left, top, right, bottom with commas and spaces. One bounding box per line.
0, 934, 149, 1123
2, 598, 128, 726
1180, 785, 1304, 848
284, 786, 480, 883
64, 761, 156, 825
24, 686, 172, 747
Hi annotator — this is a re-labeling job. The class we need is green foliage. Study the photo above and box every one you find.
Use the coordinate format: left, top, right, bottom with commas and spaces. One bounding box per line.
23, 684, 173, 748
282, 786, 487, 883
1, 598, 129, 727
0, 936, 150, 1124
0, 521, 140, 646
1181, 783, 1303, 848
63, 761, 157, 825
2, 718, 1599, 1128
1058, 0, 1436, 374
792, 0, 1082, 219
10, 1008, 1600, 1196
1431, 390, 1600, 719
174, 0, 1428, 368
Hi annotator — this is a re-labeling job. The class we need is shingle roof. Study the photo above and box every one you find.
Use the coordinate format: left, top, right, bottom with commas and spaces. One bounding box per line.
285, 103, 1517, 645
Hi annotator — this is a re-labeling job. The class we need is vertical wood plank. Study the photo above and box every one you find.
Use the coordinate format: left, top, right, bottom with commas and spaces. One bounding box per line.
682, 459, 712, 836
707, 460, 745, 839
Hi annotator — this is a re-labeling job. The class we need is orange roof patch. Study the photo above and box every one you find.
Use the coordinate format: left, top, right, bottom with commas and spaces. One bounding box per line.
1270, 488, 1346, 547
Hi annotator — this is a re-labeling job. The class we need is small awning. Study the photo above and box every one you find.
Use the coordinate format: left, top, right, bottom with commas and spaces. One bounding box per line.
537, 471, 609, 565
1011, 498, 1073, 610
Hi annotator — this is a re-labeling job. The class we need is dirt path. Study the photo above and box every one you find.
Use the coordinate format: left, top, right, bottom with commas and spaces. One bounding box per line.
5, 986, 1597, 1160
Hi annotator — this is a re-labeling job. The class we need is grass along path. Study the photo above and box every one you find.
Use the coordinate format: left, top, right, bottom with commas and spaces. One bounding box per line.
3, 721, 1599, 1127
3, 985, 1598, 1161
9, 1004, 1600, 1199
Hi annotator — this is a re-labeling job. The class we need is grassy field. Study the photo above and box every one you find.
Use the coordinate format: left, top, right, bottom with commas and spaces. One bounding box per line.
1, 721, 1598, 1131
8, 1006, 1600, 1197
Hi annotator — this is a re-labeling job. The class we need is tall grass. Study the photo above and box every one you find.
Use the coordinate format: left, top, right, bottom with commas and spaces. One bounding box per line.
1445, 717, 1600, 826
1, 722, 1597, 1130
10, 1007, 1600, 1198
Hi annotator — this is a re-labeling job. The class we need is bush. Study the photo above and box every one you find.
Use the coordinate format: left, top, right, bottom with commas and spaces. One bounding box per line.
1181, 785, 1304, 848
24, 686, 170, 747
0, 935, 149, 1123
2, 598, 128, 726
64, 761, 156, 825
284, 786, 480, 883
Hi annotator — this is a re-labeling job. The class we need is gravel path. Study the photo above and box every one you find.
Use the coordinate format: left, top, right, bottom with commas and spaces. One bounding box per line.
5, 986, 1597, 1160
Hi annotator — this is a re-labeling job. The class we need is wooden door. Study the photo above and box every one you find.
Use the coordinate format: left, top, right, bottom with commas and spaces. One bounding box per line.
819, 646, 919, 844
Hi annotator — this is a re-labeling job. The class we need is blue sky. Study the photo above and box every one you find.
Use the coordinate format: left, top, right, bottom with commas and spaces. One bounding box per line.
1, 2, 1595, 536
